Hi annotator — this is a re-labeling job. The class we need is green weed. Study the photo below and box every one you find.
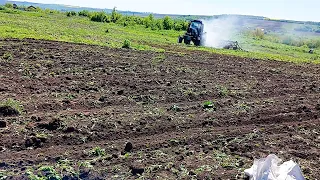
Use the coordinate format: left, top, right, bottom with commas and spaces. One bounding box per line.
122, 39, 131, 49
0, 171, 7, 180
202, 101, 216, 111
170, 105, 181, 112
0, 98, 24, 115
26, 166, 61, 180
90, 146, 106, 157
216, 85, 229, 97
123, 153, 131, 160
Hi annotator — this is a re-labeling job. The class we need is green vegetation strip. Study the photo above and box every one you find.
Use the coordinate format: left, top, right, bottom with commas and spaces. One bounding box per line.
0, 4, 319, 64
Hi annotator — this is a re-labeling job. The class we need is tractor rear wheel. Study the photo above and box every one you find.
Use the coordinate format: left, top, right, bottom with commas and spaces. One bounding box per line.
184, 36, 191, 45
194, 40, 201, 46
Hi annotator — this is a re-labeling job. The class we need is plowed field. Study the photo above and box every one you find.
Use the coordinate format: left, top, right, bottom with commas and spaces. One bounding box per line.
0, 39, 319, 179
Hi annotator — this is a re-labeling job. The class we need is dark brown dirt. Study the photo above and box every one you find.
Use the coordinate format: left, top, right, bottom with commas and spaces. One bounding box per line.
0, 106, 20, 117
0, 38, 319, 179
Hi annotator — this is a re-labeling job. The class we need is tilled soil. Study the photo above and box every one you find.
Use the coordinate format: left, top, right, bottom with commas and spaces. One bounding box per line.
0, 38, 319, 179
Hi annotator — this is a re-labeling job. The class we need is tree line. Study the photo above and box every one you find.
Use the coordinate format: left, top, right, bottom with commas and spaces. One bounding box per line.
68, 8, 190, 31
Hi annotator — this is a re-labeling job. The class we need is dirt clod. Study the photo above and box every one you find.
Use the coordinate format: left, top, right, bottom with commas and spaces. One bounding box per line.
0, 162, 8, 168
297, 106, 312, 113
65, 127, 77, 133
37, 119, 63, 131
130, 162, 145, 176
124, 142, 133, 152
25, 137, 46, 148
0, 120, 7, 128
0, 106, 20, 117
98, 96, 107, 102
117, 90, 124, 95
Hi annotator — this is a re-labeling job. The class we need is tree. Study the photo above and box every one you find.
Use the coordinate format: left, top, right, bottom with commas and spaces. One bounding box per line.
253, 28, 264, 39
90, 12, 108, 22
163, 16, 173, 30
155, 19, 163, 30
78, 10, 90, 17
4, 3, 13, 9
111, 7, 122, 23
144, 14, 155, 28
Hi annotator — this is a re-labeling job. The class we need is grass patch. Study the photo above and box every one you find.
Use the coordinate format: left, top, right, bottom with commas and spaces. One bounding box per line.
0, 98, 24, 116
0, 6, 319, 63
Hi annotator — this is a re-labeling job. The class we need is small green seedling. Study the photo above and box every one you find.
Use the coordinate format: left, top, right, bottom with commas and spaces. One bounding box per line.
202, 101, 216, 111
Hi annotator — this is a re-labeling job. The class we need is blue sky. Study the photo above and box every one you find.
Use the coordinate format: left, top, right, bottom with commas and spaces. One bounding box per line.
14, 0, 320, 22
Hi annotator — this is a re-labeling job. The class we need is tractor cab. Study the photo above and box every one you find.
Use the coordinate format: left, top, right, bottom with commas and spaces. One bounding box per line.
187, 20, 204, 37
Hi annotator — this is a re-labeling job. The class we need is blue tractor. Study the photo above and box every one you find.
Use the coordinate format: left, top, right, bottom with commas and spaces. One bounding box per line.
178, 20, 206, 46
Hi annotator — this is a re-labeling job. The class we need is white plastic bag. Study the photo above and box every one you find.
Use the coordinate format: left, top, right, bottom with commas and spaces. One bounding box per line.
244, 154, 305, 180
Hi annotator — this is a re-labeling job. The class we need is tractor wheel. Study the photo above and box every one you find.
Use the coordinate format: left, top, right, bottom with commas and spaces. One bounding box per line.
184, 36, 191, 45
178, 36, 183, 43
194, 40, 201, 46
223, 45, 230, 49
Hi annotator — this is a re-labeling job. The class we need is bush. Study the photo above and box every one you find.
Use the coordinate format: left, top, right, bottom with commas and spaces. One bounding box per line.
306, 39, 320, 49
66, 11, 77, 17
90, 12, 109, 22
111, 7, 122, 23
281, 36, 295, 46
253, 28, 265, 39
276, 36, 320, 48
163, 16, 174, 30
0, 5, 7, 10
172, 20, 188, 31
133, 16, 144, 25
84, 9, 187, 32
122, 39, 131, 49
78, 10, 90, 17
182, 21, 189, 30
144, 14, 155, 29
173, 22, 183, 31
4, 3, 13, 9
43, 8, 59, 14
0, 8, 20, 14
155, 19, 164, 30
123, 21, 129, 27
295, 25, 314, 32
